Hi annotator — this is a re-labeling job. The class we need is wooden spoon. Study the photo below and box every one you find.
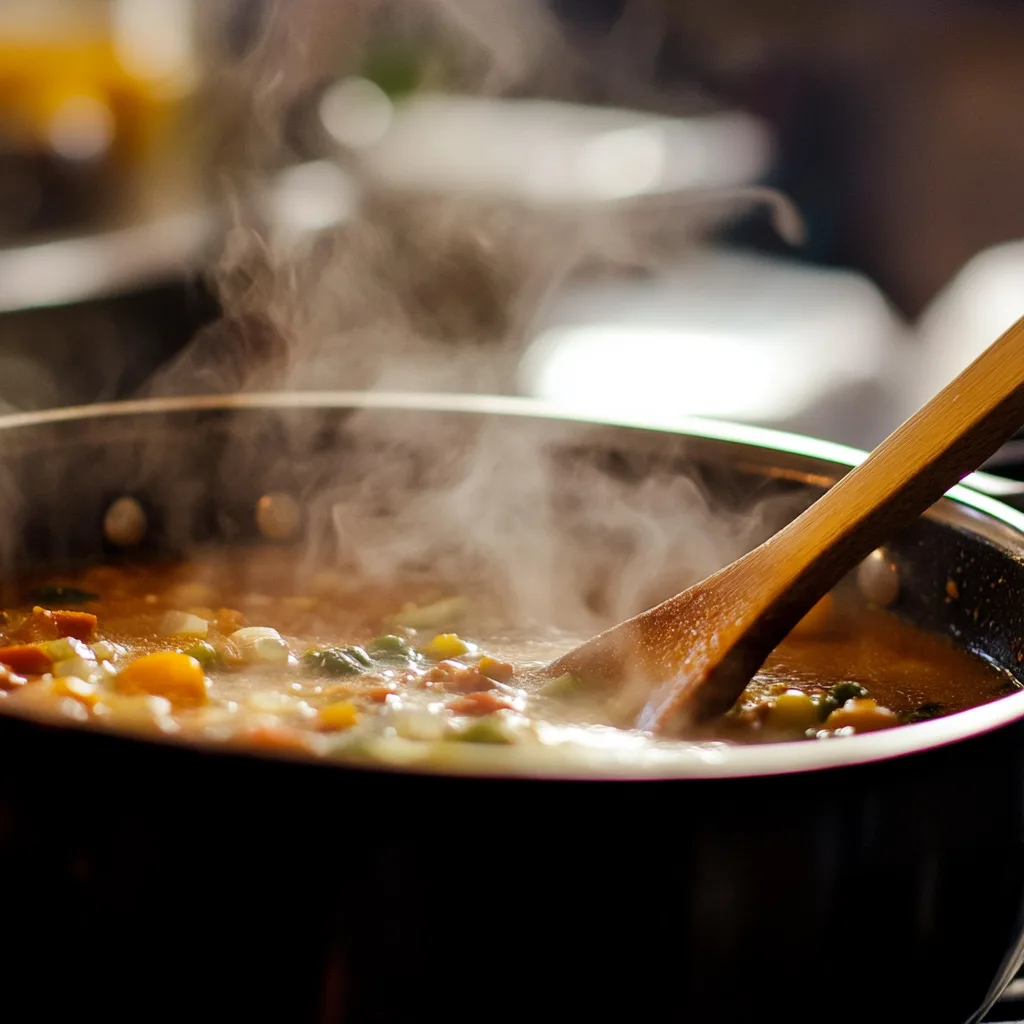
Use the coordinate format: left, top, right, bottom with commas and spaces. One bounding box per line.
543, 313, 1024, 736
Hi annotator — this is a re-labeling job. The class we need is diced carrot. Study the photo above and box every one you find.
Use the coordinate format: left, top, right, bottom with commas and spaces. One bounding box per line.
50, 609, 98, 640
116, 651, 208, 705
448, 690, 515, 716
0, 644, 53, 675
423, 659, 462, 683
444, 667, 492, 694
237, 723, 315, 753
318, 701, 359, 731
363, 684, 398, 704
478, 656, 515, 683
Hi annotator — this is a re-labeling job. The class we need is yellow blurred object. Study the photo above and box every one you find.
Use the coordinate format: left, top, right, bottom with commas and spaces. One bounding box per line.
52, 675, 100, 707
0, 2, 199, 231
318, 701, 360, 732
116, 651, 208, 705
420, 633, 471, 661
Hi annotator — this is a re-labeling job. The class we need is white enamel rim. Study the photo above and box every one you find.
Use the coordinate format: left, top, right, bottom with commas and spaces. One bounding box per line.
5, 390, 1024, 781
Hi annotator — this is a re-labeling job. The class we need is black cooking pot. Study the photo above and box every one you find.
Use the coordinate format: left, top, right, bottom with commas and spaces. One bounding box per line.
3, 393, 1024, 1024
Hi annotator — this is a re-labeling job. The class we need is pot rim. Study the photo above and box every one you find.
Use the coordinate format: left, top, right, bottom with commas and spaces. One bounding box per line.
4, 389, 1024, 781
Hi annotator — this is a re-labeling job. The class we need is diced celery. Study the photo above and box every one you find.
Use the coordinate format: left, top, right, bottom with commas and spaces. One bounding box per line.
451, 713, 517, 745
539, 672, 580, 698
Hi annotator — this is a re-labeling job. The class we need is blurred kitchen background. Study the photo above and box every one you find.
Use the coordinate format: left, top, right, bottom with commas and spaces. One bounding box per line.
1, 0, 1024, 453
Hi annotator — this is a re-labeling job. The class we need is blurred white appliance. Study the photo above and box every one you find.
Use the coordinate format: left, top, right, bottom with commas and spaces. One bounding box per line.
519, 248, 908, 451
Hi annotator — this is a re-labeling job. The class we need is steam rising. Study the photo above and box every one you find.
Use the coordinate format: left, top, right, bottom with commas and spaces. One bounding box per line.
135, 3, 806, 654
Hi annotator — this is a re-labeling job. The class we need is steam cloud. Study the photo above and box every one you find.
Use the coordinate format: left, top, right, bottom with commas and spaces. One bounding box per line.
134, 0, 806, 649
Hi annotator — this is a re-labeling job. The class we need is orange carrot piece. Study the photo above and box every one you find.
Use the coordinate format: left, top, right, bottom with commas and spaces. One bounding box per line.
0, 644, 53, 675
448, 690, 516, 716
51, 610, 98, 640
237, 723, 315, 753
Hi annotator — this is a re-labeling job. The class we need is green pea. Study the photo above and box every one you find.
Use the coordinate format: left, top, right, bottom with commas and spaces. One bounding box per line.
183, 642, 220, 669
366, 635, 418, 665
829, 681, 869, 707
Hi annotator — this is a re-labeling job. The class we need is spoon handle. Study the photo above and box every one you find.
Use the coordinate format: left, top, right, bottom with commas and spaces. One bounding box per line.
640, 313, 1024, 731
759, 314, 1024, 596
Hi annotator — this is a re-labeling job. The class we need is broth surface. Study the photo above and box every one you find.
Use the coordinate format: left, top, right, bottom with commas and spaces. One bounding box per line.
0, 546, 1015, 770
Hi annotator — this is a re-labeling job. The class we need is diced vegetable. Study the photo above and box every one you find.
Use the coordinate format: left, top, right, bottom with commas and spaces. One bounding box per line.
52, 676, 100, 707
116, 651, 208, 705
53, 657, 103, 683
366, 634, 419, 664
38, 637, 94, 663
15, 607, 60, 642
246, 692, 313, 716
539, 672, 580, 698
419, 633, 472, 660
829, 681, 869, 705
0, 644, 54, 674
91, 640, 126, 662
382, 700, 448, 741
16, 607, 97, 643
448, 691, 516, 716
823, 698, 899, 733
423, 660, 490, 692
158, 610, 209, 638
28, 585, 97, 605
236, 722, 315, 753
367, 634, 409, 654
183, 641, 220, 669
767, 689, 820, 732
303, 646, 371, 676
451, 712, 518, 745
230, 626, 290, 666
386, 596, 467, 630
0, 665, 27, 691
93, 693, 175, 729
50, 610, 98, 640
318, 701, 360, 731
478, 656, 514, 683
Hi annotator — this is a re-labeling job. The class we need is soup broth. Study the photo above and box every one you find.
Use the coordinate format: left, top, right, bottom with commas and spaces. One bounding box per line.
0, 546, 1015, 771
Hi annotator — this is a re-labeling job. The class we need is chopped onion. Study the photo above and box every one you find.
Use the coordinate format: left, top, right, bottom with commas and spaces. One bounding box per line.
158, 610, 209, 638
381, 699, 448, 741
39, 637, 94, 663
91, 640, 126, 662
53, 657, 104, 683
230, 626, 290, 665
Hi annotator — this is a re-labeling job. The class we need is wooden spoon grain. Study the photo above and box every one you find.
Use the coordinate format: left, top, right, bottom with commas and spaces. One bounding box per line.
543, 313, 1024, 736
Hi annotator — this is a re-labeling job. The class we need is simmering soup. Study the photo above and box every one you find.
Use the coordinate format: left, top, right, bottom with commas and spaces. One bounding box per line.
0, 546, 1015, 770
